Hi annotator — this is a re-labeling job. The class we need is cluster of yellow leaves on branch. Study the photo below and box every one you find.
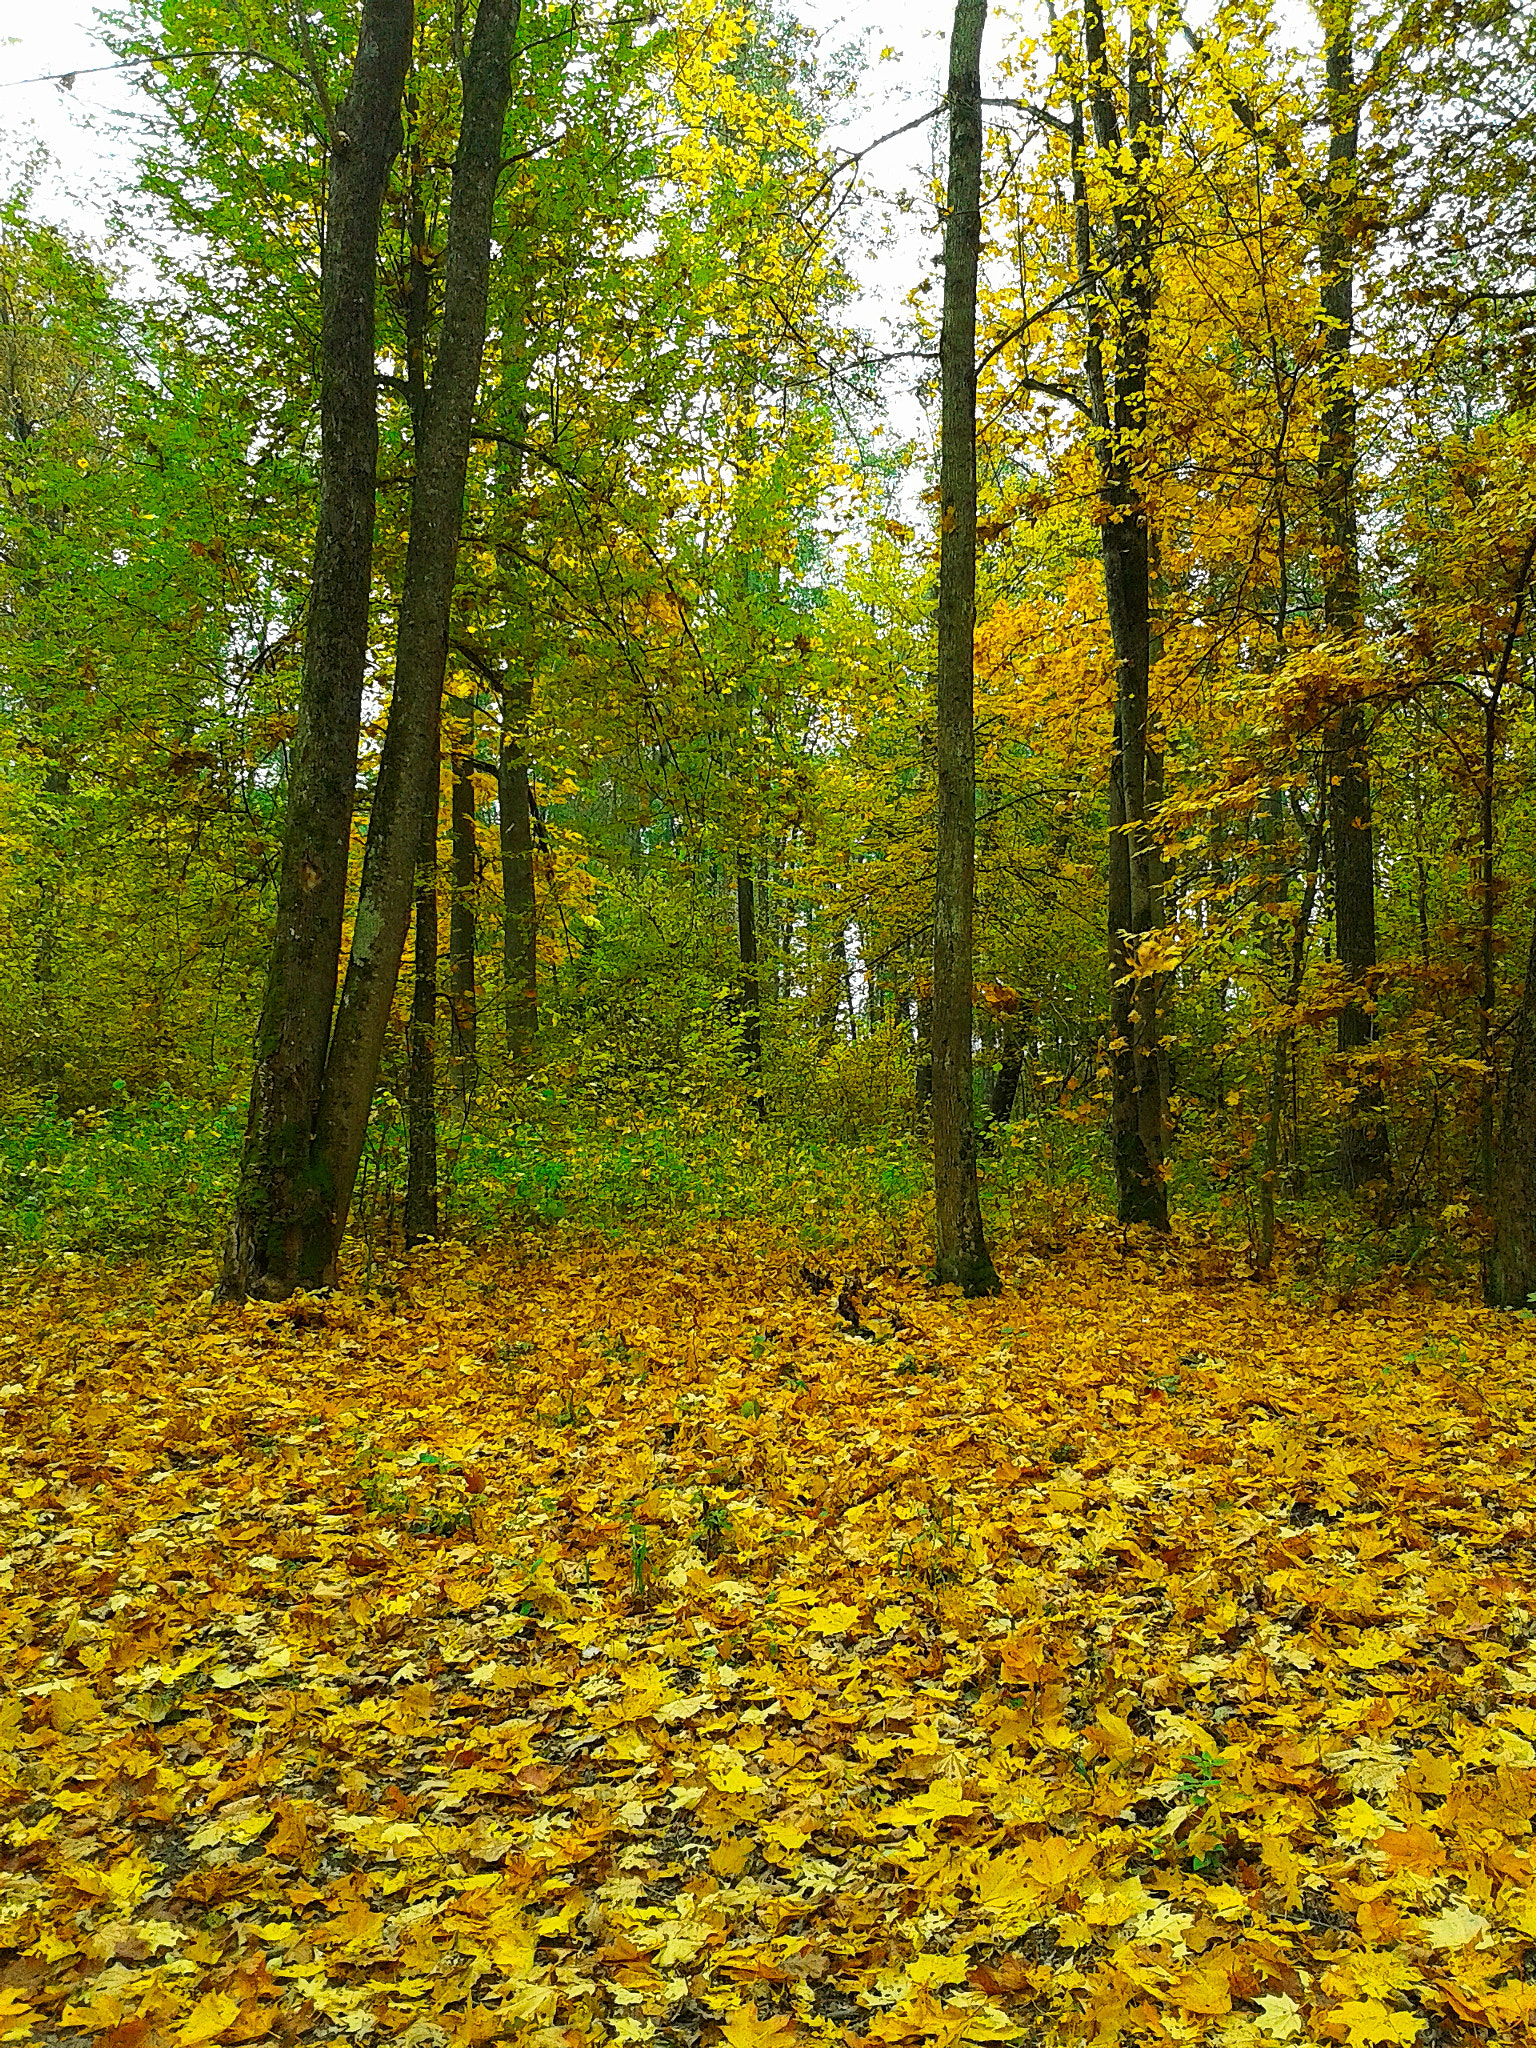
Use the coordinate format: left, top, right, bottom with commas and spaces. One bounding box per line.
4, 1233, 1536, 2048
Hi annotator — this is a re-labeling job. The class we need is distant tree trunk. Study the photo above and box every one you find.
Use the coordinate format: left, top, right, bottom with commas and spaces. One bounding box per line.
1081, 0, 1169, 1231
989, 1004, 1025, 1123
498, 666, 537, 1076
449, 696, 478, 1105
736, 850, 764, 1113
492, 319, 537, 1080
1257, 793, 1325, 1271
220, 0, 412, 1302
1481, 536, 1536, 1306
1318, 0, 1389, 1190
1490, 913, 1536, 1307
915, 980, 933, 1110
302, 0, 521, 1289
932, 0, 1000, 1296
404, 762, 439, 1247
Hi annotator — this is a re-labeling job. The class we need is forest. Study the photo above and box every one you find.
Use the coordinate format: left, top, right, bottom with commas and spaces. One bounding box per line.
2, 0, 1536, 2042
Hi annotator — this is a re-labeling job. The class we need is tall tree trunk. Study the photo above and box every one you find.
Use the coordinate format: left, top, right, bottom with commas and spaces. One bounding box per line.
404, 761, 439, 1246
1080, 0, 1169, 1229
449, 695, 479, 1105
301, 0, 521, 1289
1319, 0, 1389, 1189
220, 0, 413, 1302
932, 0, 1000, 1296
402, 93, 438, 1250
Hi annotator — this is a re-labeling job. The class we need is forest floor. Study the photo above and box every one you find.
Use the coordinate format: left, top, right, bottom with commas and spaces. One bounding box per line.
3, 1228, 1536, 2048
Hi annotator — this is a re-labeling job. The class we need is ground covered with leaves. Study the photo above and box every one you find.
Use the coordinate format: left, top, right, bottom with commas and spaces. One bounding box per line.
4, 1232, 1536, 2048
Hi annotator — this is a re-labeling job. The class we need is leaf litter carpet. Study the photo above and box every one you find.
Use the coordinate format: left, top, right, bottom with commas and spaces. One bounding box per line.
4, 1235, 1536, 2048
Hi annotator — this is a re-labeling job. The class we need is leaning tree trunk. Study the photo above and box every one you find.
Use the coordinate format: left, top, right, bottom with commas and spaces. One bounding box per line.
1318, 0, 1390, 1189
1080, 0, 1169, 1229
219, 0, 413, 1301
303, 0, 521, 1288
932, 0, 1000, 1295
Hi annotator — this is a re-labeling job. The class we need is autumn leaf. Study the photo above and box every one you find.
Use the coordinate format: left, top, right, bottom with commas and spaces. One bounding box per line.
176, 1995, 241, 2047
721, 2008, 798, 2048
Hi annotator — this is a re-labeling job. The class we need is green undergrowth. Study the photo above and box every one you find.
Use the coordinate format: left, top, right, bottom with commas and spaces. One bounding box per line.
0, 1085, 1477, 1300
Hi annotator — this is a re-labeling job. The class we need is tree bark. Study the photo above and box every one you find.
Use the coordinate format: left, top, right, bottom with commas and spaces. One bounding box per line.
402, 93, 438, 1251
1079, 0, 1169, 1229
220, 0, 413, 1301
1319, 0, 1389, 1189
302, 0, 521, 1288
932, 0, 1000, 1295
449, 695, 479, 1105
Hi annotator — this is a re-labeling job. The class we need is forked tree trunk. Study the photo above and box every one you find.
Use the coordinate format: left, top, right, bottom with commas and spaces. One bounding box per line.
303, 0, 521, 1287
220, 0, 413, 1301
932, 0, 1000, 1295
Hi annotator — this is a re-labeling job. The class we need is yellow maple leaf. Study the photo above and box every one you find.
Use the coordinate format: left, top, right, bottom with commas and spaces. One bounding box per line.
805, 1600, 859, 1634
1325, 1999, 1423, 2046
177, 1993, 241, 2047
0, 1989, 36, 2042
721, 2008, 797, 2048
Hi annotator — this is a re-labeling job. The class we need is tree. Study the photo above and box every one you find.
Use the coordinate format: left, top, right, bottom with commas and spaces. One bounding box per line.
1079, 0, 1171, 1230
1317, 0, 1390, 1190
217, 0, 413, 1301
301, 0, 521, 1289
932, 0, 1001, 1295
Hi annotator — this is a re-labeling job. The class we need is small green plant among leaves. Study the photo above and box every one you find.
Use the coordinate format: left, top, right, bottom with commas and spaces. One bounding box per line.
625, 1511, 657, 1603
353, 1441, 476, 1537
1175, 1748, 1222, 1809
692, 1490, 732, 1560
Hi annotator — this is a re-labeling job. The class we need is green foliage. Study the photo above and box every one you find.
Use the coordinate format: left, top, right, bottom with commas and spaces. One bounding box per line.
0, 1095, 241, 1256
